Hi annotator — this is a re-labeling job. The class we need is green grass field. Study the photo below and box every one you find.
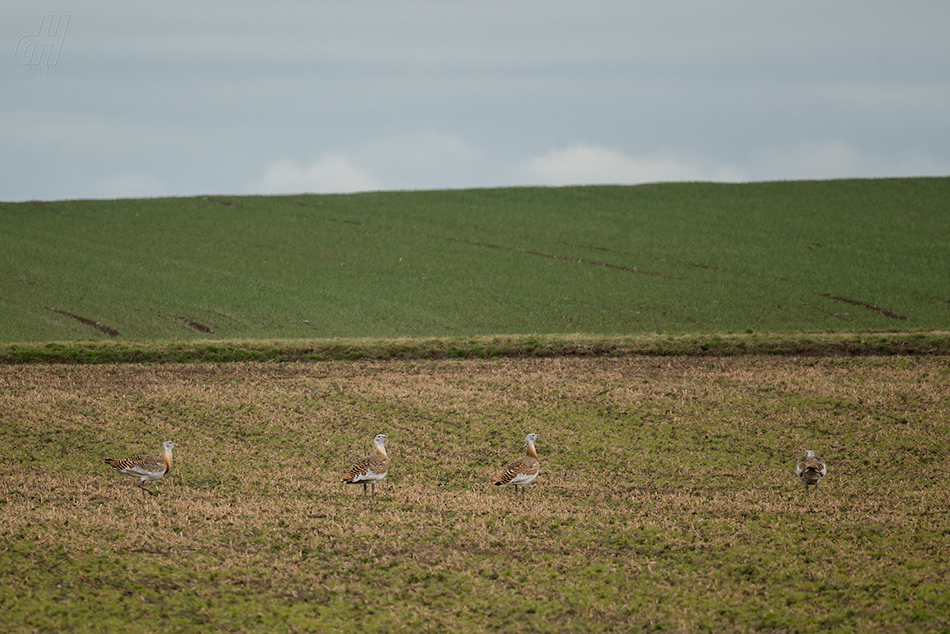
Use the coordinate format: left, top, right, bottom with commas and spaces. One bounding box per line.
2, 357, 948, 632
2, 178, 948, 343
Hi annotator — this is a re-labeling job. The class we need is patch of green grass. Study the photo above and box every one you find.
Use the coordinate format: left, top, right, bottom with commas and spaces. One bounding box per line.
2, 331, 949, 364
2, 178, 949, 342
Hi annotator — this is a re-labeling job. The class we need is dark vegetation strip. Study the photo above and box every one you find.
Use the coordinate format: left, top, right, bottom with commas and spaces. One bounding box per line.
175, 316, 215, 333
204, 196, 238, 207
1, 331, 947, 364
42, 306, 119, 336
324, 218, 680, 278
557, 241, 793, 282
818, 294, 908, 320
427, 234, 682, 279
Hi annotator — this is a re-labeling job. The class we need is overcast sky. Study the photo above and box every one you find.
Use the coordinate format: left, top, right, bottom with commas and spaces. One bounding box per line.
4, 1, 949, 201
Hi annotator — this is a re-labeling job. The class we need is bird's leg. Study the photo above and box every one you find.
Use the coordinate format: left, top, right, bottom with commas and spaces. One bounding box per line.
138, 482, 158, 496
362, 483, 368, 497
371, 482, 376, 497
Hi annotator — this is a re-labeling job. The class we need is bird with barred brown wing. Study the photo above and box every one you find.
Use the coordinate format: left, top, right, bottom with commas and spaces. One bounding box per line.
342, 434, 390, 497
492, 433, 540, 498
104, 441, 176, 496
796, 449, 827, 489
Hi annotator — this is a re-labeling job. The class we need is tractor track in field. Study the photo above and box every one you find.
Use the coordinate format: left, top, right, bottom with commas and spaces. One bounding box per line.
556, 241, 794, 282
204, 196, 238, 208
424, 234, 685, 279
43, 306, 119, 336
320, 216, 912, 324
818, 294, 907, 320
175, 316, 215, 334
323, 216, 681, 278
42, 307, 216, 337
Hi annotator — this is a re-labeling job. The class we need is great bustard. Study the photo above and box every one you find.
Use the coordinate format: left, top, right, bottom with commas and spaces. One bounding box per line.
104, 441, 176, 496
796, 450, 827, 489
342, 434, 390, 497
492, 433, 540, 497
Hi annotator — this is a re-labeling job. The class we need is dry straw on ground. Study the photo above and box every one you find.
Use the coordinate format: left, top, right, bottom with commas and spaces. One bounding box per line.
1, 356, 948, 632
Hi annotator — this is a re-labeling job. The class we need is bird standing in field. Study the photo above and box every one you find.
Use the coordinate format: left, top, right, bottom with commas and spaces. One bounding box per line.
342, 434, 390, 497
104, 441, 176, 496
796, 449, 827, 489
492, 433, 540, 497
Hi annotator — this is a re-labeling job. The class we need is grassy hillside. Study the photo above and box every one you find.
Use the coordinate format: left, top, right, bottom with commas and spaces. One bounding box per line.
2, 357, 948, 632
1, 178, 948, 343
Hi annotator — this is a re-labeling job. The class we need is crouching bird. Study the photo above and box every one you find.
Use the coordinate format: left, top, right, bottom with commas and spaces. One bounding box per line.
796, 449, 827, 489
492, 433, 540, 498
342, 434, 390, 497
104, 441, 176, 496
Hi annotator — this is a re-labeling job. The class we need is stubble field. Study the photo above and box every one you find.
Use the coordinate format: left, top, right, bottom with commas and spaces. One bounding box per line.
1, 356, 949, 632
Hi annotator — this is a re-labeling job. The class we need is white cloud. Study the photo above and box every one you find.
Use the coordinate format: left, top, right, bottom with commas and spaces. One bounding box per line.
252, 138, 950, 198
257, 155, 380, 194
513, 142, 950, 189
513, 145, 747, 186
254, 132, 490, 194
